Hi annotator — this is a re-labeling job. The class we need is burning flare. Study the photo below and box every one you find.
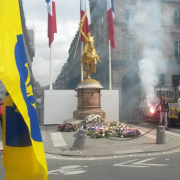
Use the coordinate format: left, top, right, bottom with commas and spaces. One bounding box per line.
150, 106, 155, 114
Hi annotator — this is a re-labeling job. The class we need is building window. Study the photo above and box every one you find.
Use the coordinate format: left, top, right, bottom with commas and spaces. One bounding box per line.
172, 75, 179, 86
101, 17, 104, 33
174, 41, 180, 61
150, 41, 161, 55
96, 27, 99, 38
174, 9, 180, 25
150, 42, 160, 49
166, 91, 175, 98
99, 18, 103, 34
125, 38, 136, 59
126, 9, 135, 22
149, 7, 161, 24
157, 74, 164, 85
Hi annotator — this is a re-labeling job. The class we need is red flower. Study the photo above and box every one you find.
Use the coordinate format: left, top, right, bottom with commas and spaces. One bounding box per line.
99, 131, 103, 135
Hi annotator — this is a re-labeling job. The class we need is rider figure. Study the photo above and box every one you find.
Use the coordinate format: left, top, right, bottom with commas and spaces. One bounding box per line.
79, 26, 101, 79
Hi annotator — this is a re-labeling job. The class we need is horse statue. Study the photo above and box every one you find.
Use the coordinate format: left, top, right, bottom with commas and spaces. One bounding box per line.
74, 13, 101, 80
79, 31, 101, 79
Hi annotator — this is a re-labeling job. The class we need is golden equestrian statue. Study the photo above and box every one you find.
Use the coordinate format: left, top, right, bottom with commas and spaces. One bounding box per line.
74, 13, 101, 80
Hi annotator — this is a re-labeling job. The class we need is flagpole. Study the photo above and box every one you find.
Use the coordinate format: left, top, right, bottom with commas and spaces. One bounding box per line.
109, 40, 112, 90
81, 42, 84, 81
50, 45, 52, 90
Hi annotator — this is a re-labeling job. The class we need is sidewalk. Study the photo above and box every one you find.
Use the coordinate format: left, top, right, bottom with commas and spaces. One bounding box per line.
41, 124, 180, 157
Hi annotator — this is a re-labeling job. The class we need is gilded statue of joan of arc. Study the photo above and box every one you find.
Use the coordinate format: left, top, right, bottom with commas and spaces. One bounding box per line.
74, 13, 101, 80
79, 28, 101, 79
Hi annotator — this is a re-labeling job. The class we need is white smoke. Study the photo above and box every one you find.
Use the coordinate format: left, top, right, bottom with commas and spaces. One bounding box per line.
127, 1, 168, 107
138, 49, 166, 107
138, 59, 157, 107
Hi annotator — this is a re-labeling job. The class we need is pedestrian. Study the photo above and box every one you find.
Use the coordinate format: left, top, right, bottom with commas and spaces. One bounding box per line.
0, 98, 3, 128
156, 95, 169, 130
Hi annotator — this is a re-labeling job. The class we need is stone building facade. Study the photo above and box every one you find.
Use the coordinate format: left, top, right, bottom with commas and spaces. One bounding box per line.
54, 0, 180, 108
19, 0, 35, 76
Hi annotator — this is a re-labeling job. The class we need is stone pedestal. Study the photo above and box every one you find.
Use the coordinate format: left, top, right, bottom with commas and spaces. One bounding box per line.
73, 80, 105, 120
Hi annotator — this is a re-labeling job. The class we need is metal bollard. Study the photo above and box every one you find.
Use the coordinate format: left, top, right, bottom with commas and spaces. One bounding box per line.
156, 126, 166, 144
71, 128, 87, 151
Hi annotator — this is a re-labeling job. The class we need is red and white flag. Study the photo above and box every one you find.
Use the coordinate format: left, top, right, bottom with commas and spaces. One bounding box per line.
107, 0, 116, 49
46, 0, 57, 47
80, 0, 91, 42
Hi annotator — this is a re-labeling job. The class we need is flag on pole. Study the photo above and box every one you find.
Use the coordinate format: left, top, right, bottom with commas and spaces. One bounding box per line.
0, 0, 48, 179
46, 0, 57, 47
107, 0, 116, 49
80, 0, 91, 42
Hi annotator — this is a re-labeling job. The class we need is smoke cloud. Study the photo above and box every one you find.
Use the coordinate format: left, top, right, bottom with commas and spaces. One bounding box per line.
127, 1, 168, 107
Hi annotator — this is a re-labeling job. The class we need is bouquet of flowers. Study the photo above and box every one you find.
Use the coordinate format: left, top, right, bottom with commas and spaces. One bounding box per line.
104, 130, 114, 138
82, 114, 104, 124
57, 123, 78, 132
119, 129, 141, 138
86, 123, 141, 139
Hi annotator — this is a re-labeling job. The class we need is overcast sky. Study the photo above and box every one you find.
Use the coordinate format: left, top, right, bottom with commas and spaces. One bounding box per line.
23, 0, 80, 86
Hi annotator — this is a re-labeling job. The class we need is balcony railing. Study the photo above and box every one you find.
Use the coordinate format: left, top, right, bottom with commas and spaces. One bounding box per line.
169, 55, 180, 63
112, 53, 142, 62
113, 53, 180, 64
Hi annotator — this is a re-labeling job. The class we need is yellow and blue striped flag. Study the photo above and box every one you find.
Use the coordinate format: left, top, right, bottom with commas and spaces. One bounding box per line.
0, 0, 48, 179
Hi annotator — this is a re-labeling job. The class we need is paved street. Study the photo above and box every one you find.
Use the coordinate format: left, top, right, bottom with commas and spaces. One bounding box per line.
1, 151, 180, 180
47, 152, 180, 180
